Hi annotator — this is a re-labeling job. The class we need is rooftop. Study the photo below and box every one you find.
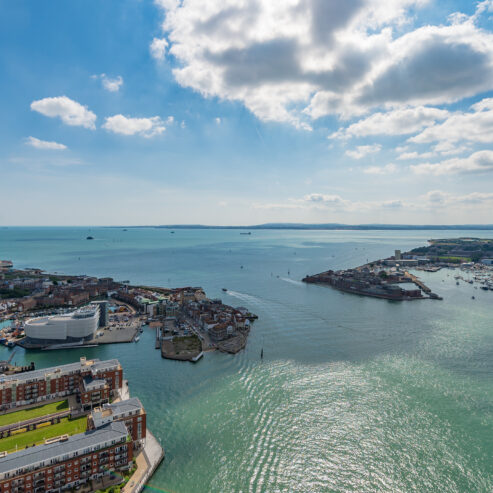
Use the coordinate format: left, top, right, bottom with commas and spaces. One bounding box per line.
103, 397, 143, 417
0, 421, 127, 476
0, 358, 121, 386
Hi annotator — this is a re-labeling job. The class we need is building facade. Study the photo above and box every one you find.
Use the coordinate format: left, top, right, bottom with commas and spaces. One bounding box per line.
88, 397, 146, 443
0, 358, 122, 411
23, 306, 100, 345
0, 421, 132, 493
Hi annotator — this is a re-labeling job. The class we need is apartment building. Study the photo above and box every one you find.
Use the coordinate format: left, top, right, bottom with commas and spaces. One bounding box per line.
0, 358, 122, 411
88, 397, 146, 443
0, 421, 132, 493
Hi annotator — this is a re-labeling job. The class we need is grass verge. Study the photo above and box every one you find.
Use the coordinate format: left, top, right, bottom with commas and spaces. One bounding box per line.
0, 416, 87, 453
0, 400, 68, 427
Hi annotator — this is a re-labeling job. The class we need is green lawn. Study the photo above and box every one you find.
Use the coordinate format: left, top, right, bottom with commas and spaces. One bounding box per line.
0, 400, 68, 427
0, 416, 87, 453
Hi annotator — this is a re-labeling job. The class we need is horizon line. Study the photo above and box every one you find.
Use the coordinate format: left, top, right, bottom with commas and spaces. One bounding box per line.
3, 223, 493, 230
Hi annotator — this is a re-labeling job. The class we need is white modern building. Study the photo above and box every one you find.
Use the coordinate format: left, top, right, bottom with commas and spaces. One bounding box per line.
23, 305, 99, 345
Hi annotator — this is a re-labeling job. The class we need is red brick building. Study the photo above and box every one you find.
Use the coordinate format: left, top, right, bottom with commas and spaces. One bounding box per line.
0, 358, 122, 411
88, 397, 146, 444
0, 421, 132, 492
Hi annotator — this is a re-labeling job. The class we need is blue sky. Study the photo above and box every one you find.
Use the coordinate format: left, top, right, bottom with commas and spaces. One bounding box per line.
1, 0, 493, 226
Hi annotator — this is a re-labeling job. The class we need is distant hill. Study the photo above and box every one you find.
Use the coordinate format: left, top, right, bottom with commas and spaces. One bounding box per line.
134, 223, 493, 231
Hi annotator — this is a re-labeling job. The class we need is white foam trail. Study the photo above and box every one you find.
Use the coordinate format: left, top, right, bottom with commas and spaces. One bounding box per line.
279, 277, 305, 287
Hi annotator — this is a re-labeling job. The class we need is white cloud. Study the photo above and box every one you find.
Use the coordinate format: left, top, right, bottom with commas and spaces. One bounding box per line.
254, 187, 493, 215
215, 117, 221, 125
410, 98, 493, 146
303, 193, 349, 207
150, 37, 168, 61
25, 136, 67, 150
31, 96, 96, 129
345, 144, 381, 159
332, 107, 449, 139
397, 151, 435, 160
99, 74, 124, 92
411, 150, 493, 175
102, 114, 166, 137
421, 189, 493, 206
155, 0, 493, 127
363, 163, 397, 174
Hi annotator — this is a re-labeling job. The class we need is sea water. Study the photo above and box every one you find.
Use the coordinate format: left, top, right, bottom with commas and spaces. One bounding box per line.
1, 227, 493, 492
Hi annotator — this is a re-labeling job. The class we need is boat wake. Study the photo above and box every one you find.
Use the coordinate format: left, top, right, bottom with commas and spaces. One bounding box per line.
279, 277, 304, 287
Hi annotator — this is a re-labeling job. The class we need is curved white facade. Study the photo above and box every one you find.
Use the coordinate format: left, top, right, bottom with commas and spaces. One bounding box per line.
25, 306, 99, 342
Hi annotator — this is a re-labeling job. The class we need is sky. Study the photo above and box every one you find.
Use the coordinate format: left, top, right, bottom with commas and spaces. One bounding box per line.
1, 0, 493, 226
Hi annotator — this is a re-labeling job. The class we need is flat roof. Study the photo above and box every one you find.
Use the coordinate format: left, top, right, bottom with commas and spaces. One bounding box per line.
0, 358, 121, 386
0, 421, 128, 476
104, 397, 143, 417
83, 377, 107, 391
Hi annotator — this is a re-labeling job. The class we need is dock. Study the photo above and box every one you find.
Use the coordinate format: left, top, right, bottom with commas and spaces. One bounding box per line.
405, 272, 431, 293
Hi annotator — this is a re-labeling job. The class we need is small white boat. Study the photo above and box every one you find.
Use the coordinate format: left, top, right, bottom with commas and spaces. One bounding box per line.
134, 336, 140, 342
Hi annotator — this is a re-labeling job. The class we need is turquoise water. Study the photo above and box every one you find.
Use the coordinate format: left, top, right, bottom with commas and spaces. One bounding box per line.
1, 227, 493, 492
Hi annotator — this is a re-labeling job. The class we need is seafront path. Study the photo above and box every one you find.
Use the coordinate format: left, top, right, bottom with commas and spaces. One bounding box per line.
116, 380, 164, 493
123, 430, 164, 493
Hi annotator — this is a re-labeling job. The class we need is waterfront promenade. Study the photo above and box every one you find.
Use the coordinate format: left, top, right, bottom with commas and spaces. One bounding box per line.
123, 430, 164, 493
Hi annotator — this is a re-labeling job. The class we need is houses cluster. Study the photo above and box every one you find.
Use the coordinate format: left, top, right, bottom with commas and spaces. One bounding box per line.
0, 270, 118, 316
115, 285, 252, 343
181, 298, 251, 342
113, 285, 204, 316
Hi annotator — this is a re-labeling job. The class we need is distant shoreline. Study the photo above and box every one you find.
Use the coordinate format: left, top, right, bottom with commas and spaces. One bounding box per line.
115, 224, 493, 231
4, 224, 493, 231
